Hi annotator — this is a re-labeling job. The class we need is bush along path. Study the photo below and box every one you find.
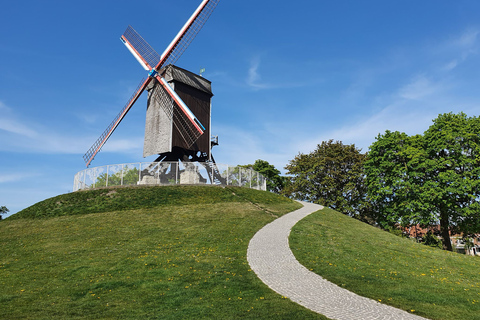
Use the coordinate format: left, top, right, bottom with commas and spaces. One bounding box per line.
247, 201, 427, 320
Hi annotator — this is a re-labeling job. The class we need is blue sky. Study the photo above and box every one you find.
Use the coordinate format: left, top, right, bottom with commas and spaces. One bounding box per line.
2, 0, 480, 217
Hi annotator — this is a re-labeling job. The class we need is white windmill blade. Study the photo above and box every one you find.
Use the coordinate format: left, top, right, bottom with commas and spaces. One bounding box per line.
121, 25, 160, 71
155, 0, 220, 70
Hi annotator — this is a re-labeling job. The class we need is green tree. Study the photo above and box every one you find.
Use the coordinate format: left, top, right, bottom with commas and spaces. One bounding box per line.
285, 140, 367, 218
365, 112, 480, 251
0, 206, 9, 220
364, 131, 427, 229
422, 112, 480, 250
245, 159, 286, 193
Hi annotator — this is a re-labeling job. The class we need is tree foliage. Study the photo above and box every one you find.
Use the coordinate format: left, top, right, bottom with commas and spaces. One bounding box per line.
364, 131, 426, 228
365, 112, 480, 251
284, 140, 367, 218
0, 206, 9, 220
250, 159, 286, 193
94, 167, 140, 188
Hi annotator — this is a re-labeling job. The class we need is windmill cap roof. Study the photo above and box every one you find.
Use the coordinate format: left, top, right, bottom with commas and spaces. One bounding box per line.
161, 64, 213, 96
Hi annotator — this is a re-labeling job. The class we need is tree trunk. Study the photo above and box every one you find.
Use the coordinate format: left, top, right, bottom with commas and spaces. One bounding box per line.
439, 211, 453, 251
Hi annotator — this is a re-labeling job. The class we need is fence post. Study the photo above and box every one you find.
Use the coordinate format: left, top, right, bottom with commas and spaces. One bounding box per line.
138, 162, 141, 184
106, 165, 109, 187
121, 164, 124, 186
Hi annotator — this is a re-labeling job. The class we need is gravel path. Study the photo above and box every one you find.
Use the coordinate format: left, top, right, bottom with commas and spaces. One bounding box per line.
247, 201, 428, 320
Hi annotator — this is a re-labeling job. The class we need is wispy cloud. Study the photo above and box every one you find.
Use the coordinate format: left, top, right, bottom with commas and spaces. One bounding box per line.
213, 123, 296, 172
455, 28, 479, 48
244, 55, 310, 91
0, 102, 38, 138
439, 28, 480, 71
397, 74, 444, 101
101, 137, 144, 153
291, 28, 480, 155
246, 55, 270, 90
0, 100, 143, 155
0, 172, 39, 184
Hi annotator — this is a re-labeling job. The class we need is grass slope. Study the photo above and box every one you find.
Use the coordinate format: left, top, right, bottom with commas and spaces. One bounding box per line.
1, 186, 329, 320
290, 207, 480, 320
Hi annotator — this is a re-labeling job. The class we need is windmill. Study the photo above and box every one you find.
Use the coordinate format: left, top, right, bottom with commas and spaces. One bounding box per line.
83, 0, 224, 184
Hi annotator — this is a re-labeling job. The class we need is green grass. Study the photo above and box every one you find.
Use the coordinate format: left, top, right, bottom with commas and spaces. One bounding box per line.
9, 185, 295, 220
1, 186, 330, 319
290, 207, 480, 320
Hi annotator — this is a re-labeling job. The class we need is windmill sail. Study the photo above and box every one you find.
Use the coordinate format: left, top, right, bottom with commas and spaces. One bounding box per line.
121, 25, 160, 71
159, 0, 220, 69
83, 77, 151, 167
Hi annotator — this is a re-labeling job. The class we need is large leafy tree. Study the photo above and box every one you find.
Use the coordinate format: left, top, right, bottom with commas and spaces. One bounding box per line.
284, 140, 367, 218
364, 131, 427, 229
365, 113, 480, 251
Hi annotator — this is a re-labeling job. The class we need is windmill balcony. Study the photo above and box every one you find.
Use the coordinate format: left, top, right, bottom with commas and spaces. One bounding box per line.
73, 161, 267, 192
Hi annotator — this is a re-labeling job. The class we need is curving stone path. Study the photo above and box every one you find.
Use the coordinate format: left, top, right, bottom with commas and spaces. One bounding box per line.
247, 201, 428, 320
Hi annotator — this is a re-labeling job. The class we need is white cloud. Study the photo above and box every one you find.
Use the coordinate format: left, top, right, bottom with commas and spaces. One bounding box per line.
442, 59, 458, 71
397, 75, 442, 101
437, 28, 480, 71
0, 172, 38, 184
278, 28, 480, 156
0, 102, 38, 138
212, 124, 295, 172
246, 55, 270, 90
101, 137, 144, 153
299, 105, 434, 154
244, 55, 307, 90
455, 29, 479, 48
0, 100, 144, 155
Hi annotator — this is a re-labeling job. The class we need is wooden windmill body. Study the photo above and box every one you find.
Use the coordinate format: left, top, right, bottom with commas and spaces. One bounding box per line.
144, 65, 213, 161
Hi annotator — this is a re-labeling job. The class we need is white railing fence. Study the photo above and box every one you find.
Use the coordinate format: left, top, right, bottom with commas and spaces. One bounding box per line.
73, 162, 267, 192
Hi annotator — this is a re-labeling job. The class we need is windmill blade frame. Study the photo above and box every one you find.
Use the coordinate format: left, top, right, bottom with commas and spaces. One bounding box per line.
83, 77, 152, 167
121, 25, 160, 71
157, 0, 220, 70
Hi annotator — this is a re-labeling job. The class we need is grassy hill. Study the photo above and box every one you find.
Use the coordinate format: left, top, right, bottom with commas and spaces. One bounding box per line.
0, 185, 328, 320
2, 185, 480, 320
